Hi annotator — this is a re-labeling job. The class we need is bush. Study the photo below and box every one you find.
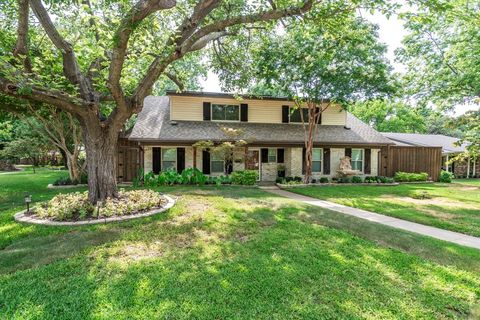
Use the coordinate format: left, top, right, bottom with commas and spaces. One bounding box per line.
394, 172, 429, 182
364, 176, 376, 183
319, 177, 329, 183
231, 170, 258, 185
439, 170, 454, 183
293, 176, 302, 182
276, 177, 285, 184
34, 189, 166, 221
180, 168, 207, 185
338, 176, 352, 183
53, 173, 88, 186
351, 176, 363, 183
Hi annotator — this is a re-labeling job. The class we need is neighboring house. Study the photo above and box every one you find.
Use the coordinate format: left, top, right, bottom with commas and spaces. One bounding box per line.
123, 91, 393, 182
381, 133, 478, 178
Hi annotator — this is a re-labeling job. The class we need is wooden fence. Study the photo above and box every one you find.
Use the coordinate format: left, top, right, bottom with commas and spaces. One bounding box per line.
379, 146, 442, 181
117, 138, 142, 182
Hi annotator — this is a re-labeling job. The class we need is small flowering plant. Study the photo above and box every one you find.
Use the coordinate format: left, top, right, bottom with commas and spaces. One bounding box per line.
34, 189, 166, 221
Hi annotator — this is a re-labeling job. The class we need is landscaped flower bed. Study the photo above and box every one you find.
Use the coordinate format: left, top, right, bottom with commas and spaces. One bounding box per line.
26, 189, 167, 222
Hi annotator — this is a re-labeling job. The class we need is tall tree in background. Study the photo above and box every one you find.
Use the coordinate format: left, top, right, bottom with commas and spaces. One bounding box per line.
397, 0, 480, 109
214, 7, 394, 182
0, 0, 313, 203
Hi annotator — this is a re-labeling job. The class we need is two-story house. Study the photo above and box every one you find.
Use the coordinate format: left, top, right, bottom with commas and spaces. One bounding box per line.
123, 91, 394, 181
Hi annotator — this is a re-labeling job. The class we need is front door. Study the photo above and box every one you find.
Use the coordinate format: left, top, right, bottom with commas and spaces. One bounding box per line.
245, 150, 260, 180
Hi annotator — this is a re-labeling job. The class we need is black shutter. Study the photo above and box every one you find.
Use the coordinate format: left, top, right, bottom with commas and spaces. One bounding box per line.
282, 105, 289, 123
302, 147, 306, 174
152, 147, 161, 174
203, 102, 211, 121
316, 107, 322, 124
202, 150, 210, 174
261, 148, 268, 163
345, 148, 352, 158
364, 148, 371, 174
240, 104, 248, 122
225, 159, 233, 174
177, 147, 185, 173
277, 148, 285, 163
323, 148, 330, 174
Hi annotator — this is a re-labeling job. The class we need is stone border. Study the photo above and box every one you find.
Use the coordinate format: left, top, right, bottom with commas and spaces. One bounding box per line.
47, 183, 132, 189
14, 194, 176, 226
277, 182, 399, 188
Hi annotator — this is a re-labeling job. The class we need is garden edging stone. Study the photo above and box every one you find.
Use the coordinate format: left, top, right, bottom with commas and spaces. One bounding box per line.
14, 194, 176, 226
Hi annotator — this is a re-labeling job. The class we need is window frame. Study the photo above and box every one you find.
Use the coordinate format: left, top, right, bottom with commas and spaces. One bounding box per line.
161, 148, 177, 171
211, 104, 240, 122
268, 148, 277, 163
289, 107, 309, 123
312, 148, 323, 173
351, 148, 364, 172
210, 152, 225, 173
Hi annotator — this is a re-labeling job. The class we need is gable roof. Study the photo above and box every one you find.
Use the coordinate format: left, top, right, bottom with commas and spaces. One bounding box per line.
129, 96, 393, 146
381, 132, 467, 153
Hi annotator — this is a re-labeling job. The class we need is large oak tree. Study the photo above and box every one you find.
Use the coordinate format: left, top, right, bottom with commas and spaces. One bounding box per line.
0, 0, 313, 203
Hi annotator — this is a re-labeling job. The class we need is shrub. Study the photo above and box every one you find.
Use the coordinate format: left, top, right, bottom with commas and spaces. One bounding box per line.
351, 176, 363, 183
231, 170, 258, 185
394, 172, 429, 182
411, 191, 432, 200
338, 176, 352, 183
439, 170, 454, 183
364, 176, 376, 183
319, 177, 329, 183
34, 190, 166, 221
293, 176, 302, 182
275, 177, 285, 184
180, 168, 207, 185
53, 173, 88, 186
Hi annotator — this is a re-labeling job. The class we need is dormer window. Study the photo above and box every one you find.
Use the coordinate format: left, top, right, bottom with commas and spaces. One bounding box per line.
212, 104, 240, 121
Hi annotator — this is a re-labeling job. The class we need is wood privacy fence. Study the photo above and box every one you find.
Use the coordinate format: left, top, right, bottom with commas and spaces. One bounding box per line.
379, 146, 442, 181
117, 138, 142, 183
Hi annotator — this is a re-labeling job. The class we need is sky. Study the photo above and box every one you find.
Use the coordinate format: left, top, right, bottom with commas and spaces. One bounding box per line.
198, 11, 478, 116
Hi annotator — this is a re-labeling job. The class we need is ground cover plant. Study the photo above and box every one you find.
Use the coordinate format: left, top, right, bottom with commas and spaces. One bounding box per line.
290, 183, 480, 237
1, 171, 480, 318
394, 171, 429, 182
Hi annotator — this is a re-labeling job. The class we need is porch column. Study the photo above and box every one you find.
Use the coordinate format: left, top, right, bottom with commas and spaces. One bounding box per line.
244, 146, 248, 170
446, 154, 449, 172
467, 156, 471, 178
193, 146, 197, 169
473, 158, 477, 177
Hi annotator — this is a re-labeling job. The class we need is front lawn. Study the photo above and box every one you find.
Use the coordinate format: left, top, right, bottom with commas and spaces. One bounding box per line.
290, 183, 480, 237
1, 171, 480, 319
454, 178, 480, 187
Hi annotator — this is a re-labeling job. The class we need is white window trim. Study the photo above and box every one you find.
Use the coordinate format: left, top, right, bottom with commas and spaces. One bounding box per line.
211, 104, 241, 122
312, 148, 323, 173
210, 153, 225, 173
161, 148, 177, 171
351, 148, 364, 173
268, 148, 277, 163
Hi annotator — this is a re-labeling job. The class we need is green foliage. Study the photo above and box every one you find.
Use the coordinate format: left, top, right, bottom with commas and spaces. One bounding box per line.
319, 177, 329, 183
411, 191, 432, 200
439, 170, 454, 183
351, 176, 363, 183
52, 173, 87, 186
230, 170, 258, 185
394, 172, 429, 182
180, 168, 208, 185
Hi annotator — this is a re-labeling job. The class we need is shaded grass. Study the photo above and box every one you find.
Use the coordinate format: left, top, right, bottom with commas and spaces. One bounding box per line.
0, 173, 480, 318
454, 178, 480, 187
289, 183, 480, 237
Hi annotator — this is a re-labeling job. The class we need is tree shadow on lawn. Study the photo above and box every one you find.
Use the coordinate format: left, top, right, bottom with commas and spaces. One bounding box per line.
1, 199, 479, 319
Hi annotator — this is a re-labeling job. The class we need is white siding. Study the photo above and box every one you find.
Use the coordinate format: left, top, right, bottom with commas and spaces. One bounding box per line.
322, 104, 346, 126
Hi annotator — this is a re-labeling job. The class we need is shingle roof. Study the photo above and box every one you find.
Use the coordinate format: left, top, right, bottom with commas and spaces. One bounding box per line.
381, 132, 467, 153
129, 96, 393, 146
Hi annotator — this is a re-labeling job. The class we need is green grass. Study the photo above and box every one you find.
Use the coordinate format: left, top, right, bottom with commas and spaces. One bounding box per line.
454, 178, 480, 187
289, 183, 480, 237
0, 171, 479, 319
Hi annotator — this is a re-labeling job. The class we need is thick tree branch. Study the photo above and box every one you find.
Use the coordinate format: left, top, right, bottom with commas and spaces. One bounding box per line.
0, 77, 85, 115
108, 0, 176, 110
188, 31, 230, 52
30, 0, 93, 101
165, 72, 185, 91
134, 0, 314, 102
13, 0, 32, 72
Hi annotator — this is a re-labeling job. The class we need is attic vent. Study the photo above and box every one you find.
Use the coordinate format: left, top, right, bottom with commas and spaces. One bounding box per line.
170, 121, 178, 125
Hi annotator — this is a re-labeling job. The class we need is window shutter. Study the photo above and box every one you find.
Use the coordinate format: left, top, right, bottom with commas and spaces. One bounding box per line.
240, 104, 248, 122
225, 159, 233, 174
282, 105, 289, 123
152, 147, 161, 174
315, 107, 322, 124
323, 148, 330, 174
277, 148, 285, 163
364, 148, 371, 174
177, 147, 185, 173
345, 148, 352, 158
261, 148, 268, 163
203, 102, 211, 121
302, 147, 306, 174
202, 150, 210, 174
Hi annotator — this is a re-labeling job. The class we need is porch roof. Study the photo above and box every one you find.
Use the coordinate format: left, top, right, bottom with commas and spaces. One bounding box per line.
129, 96, 393, 146
381, 133, 467, 154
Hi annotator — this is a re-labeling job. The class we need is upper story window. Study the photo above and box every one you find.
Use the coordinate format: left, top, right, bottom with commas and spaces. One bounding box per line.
289, 107, 309, 123
351, 149, 363, 172
312, 148, 323, 172
162, 148, 176, 170
212, 104, 240, 121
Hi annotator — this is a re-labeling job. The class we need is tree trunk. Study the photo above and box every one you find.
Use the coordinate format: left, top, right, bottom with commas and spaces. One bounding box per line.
65, 152, 81, 183
82, 123, 119, 204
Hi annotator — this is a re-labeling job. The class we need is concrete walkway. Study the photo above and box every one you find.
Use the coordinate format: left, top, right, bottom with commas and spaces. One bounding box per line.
264, 187, 480, 250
